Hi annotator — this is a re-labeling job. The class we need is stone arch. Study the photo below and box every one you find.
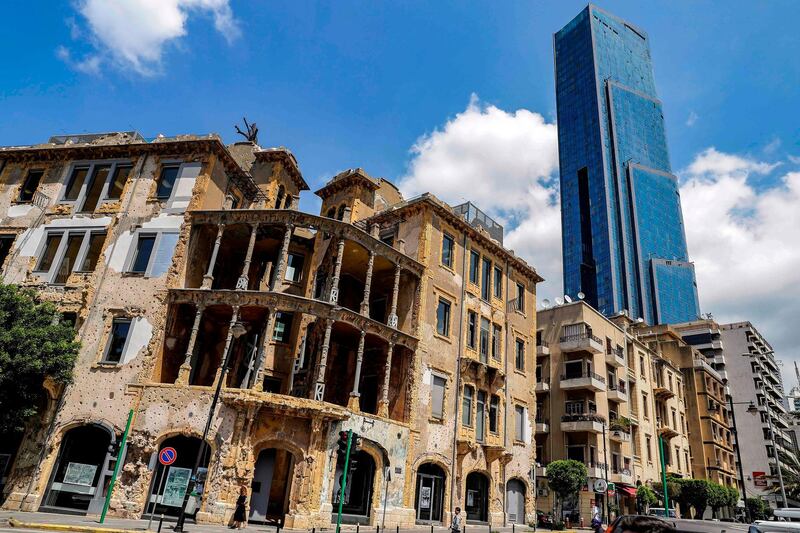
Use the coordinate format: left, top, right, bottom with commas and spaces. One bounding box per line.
249, 438, 304, 525
505, 476, 528, 524
464, 470, 491, 523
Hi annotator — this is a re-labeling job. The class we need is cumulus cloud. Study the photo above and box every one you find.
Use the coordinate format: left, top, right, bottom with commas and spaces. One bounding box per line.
680, 148, 800, 386
59, 0, 240, 76
398, 94, 563, 301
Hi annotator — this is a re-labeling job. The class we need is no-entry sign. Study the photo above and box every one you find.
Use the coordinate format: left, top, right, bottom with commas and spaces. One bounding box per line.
159, 447, 177, 466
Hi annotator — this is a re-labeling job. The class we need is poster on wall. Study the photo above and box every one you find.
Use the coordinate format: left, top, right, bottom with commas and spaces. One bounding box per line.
753, 472, 767, 487
161, 467, 192, 507
420, 486, 431, 509
63, 462, 97, 486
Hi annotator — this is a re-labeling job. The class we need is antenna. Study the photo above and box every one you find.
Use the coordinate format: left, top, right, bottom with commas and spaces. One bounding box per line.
541, 299, 551, 309
564, 295, 573, 303
555, 297, 564, 306
577, 291, 585, 300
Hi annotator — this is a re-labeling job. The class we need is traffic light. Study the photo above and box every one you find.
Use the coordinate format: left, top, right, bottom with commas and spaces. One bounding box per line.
335, 431, 360, 462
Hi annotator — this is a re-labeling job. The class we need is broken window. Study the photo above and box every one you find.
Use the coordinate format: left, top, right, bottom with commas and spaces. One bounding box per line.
479, 317, 490, 363
156, 165, 180, 199
275, 185, 285, 209
489, 394, 499, 433
126, 232, 179, 277
436, 298, 451, 337
53, 234, 84, 285
285, 253, 304, 283
441, 233, 454, 268
36, 234, 62, 272
64, 167, 89, 201
469, 250, 479, 284
0, 235, 16, 269
104, 318, 132, 364
336, 205, 346, 221
18, 169, 44, 202
462, 385, 473, 426
515, 338, 525, 371
78, 233, 105, 272
35, 229, 107, 284
61, 162, 133, 211
467, 311, 477, 349
273, 312, 293, 343
431, 374, 446, 420
493, 265, 502, 298
80, 165, 111, 212
106, 164, 133, 200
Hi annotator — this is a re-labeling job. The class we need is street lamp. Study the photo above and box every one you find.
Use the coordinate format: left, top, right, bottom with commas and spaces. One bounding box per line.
726, 388, 756, 523
744, 397, 788, 509
174, 320, 248, 532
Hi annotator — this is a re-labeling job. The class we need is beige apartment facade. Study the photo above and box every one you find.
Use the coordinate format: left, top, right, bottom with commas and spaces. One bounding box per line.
0, 132, 541, 527
535, 302, 691, 523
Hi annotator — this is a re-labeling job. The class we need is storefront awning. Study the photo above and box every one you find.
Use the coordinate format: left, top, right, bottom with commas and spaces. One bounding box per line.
619, 485, 637, 497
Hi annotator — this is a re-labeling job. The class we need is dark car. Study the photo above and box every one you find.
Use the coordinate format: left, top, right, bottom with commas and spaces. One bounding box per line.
606, 514, 678, 533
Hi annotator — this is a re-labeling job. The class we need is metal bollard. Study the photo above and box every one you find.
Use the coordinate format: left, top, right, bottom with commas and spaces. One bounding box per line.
357, 524, 360, 533
431, 526, 434, 533
157, 514, 164, 533
277, 526, 281, 533
513, 524, 515, 533
396, 526, 399, 533
312, 527, 316, 533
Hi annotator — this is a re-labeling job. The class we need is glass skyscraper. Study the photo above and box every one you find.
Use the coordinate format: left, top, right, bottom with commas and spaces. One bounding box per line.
554, 5, 700, 325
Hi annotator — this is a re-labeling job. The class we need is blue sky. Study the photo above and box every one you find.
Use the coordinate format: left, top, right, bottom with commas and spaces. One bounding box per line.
2, 1, 800, 385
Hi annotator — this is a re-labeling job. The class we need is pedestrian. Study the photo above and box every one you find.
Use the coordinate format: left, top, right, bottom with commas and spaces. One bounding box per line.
231, 486, 248, 529
451, 507, 463, 533
591, 511, 603, 533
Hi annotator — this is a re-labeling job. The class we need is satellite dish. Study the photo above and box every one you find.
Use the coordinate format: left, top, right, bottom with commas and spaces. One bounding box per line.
636, 317, 645, 323
577, 291, 585, 300
542, 299, 551, 309
564, 295, 573, 303
555, 297, 564, 306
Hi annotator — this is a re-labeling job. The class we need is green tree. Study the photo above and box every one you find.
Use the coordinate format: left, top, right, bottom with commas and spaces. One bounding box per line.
547, 459, 587, 525
681, 479, 710, 518
0, 284, 79, 433
653, 478, 682, 510
636, 485, 657, 513
708, 482, 728, 518
746, 497, 771, 521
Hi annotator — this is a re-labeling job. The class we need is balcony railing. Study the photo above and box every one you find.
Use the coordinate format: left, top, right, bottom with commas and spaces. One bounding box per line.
560, 333, 603, 344
561, 413, 607, 424
561, 370, 606, 383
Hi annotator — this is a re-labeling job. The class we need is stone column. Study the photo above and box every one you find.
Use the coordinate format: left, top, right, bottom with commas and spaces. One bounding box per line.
329, 239, 346, 304
202, 223, 225, 289
359, 251, 375, 316
314, 320, 333, 401
252, 309, 277, 391
175, 304, 205, 384
212, 305, 240, 387
369, 223, 380, 238
387, 264, 401, 328
271, 224, 294, 291
236, 223, 259, 290
287, 334, 306, 394
347, 330, 367, 411
377, 341, 395, 418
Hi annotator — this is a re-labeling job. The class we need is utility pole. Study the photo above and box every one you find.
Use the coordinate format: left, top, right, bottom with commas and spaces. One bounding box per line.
658, 435, 670, 514
763, 398, 787, 508
100, 409, 134, 523
727, 392, 750, 522
602, 421, 610, 523
335, 430, 353, 533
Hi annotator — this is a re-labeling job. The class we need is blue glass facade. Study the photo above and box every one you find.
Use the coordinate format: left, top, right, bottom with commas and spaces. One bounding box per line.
554, 5, 700, 324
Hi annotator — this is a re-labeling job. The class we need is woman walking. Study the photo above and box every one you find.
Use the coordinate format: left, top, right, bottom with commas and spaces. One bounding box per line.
231, 486, 248, 529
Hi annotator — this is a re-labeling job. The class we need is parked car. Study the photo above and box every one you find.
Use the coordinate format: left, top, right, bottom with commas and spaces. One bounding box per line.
606, 515, 676, 533
648, 507, 678, 518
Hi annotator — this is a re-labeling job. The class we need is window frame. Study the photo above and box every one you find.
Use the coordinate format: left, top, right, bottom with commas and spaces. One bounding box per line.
491, 323, 502, 361
481, 257, 491, 301
284, 252, 305, 283
33, 228, 107, 284
493, 265, 502, 298
430, 373, 447, 420
514, 404, 526, 442
59, 160, 134, 212
515, 282, 525, 313
479, 317, 490, 362
469, 250, 480, 284
272, 312, 294, 344
436, 297, 452, 337
462, 385, 474, 427
515, 337, 526, 372
123, 230, 180, 278
489, 394, 500, 434
467, 310, 477, 349
441, 233, 455, 269
101, 317, 133, 365
17, 169, 45, 203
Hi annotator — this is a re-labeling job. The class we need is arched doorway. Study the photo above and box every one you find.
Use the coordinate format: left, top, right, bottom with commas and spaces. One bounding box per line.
249, 448, 295, 524
144, 436, 210, 520
331, 450, 376, 524
414, 463, 445, 523
0, 430, 23, 504
41, 425, 113, 513
465, 472, 489, 523
506, 478, 526, 524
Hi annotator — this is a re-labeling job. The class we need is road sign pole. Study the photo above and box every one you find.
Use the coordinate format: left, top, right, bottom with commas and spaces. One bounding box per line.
658, 435, 670, 513
335, 430, 353, 533
148, 466, 170, 530
100, 409, 134, 524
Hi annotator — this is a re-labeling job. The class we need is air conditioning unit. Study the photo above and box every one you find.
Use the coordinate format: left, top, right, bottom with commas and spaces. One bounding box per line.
537, 488, 549, 497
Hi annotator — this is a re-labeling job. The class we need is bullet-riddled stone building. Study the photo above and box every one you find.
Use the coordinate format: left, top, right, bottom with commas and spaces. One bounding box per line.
0, 132, 541, 527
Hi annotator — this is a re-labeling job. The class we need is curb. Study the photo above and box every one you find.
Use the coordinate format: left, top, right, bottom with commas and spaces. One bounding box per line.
7, 517, 137, 533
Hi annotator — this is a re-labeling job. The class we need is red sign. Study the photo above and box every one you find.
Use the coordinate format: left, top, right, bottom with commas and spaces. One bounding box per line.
753, 471, 767, 487
159, 447, 177, 466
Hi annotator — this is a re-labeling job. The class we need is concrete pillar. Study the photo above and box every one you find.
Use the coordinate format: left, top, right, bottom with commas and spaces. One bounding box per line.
236, 223, 259, 290
252, 309, 277, 391
202, 223, 225, 289
329, 239, 345, 304
176, 304, 205, 385
314, 320, 333, 401
359, 251, 375, 316
213, 305, 240, 387
370, 223, 380, 238
348, 330, 367, 411
271, 224, 294, 290
387, 264, 401, 328
377, 341, 395, 418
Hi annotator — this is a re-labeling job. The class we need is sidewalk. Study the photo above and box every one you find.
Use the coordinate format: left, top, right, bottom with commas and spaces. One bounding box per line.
0, 512, 576, 533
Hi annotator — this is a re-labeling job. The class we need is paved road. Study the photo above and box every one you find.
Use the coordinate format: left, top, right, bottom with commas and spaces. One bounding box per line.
671, 519, 750, 532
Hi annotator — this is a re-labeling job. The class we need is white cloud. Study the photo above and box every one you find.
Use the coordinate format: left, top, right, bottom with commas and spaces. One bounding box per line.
60, 0, 240, 76
397, 94, 563, 301
680, 149, 800, 387
788, 155, 800, 165
764, 136, 782, 155
56, 45, 101, 75
686, 110, 699, 127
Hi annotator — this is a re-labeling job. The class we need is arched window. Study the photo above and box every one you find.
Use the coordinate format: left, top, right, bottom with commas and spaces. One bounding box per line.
275, 185, 285, 209
326, 207, 335, 219
336, 204, 346, 221
283, 194, 292, 209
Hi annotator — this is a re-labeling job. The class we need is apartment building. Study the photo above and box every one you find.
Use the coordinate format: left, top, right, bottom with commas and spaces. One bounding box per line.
535, 302, 691, 522
0, 132, 541, 527
673, 319, 727, 382
721, 322, 797, 507
634, 325, 737, 492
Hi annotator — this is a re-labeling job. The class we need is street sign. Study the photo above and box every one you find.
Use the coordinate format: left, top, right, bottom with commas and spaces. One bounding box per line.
607, 482, 616, 494
159, 447, 177, 466
593, 479, 608, 493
